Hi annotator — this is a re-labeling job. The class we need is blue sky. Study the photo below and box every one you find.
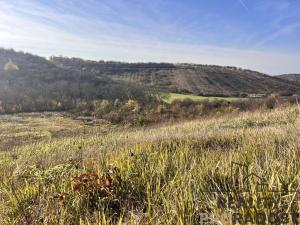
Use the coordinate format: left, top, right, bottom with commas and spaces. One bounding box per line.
0, 0, 299, 74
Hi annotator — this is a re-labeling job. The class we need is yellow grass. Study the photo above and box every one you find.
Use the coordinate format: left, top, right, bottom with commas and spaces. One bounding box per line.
0, 106, 299, 224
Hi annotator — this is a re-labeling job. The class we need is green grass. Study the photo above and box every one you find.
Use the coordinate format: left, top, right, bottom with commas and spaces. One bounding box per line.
0, 106, 299, 224
161, 92, 241, 103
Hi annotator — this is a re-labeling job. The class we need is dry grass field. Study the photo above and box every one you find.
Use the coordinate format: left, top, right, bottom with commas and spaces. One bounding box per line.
0, 106, 300, 224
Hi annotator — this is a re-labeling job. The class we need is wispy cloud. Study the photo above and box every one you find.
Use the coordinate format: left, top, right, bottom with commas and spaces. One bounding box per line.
0, 0, 299, 75
249, 0, 300, 50
254, 22, 300, 48
238, 0, 249, 11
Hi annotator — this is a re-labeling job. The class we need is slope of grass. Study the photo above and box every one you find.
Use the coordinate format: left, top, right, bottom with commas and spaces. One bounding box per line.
0, 106, 299, 224
162, 92, 241, 103
0, 112, 116, 152
51, 55, 300, 96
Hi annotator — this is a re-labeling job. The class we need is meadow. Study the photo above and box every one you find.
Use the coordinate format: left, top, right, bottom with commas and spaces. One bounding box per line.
0, 105, 300, 224
161, 93, 241, 104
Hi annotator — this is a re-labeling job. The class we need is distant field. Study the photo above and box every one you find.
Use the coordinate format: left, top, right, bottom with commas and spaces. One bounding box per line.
0, 113, 115, 152
161, 92, 241, 103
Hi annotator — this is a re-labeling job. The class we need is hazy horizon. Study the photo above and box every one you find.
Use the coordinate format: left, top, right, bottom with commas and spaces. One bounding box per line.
1, 0, 300, 75
2, 46, 298, 76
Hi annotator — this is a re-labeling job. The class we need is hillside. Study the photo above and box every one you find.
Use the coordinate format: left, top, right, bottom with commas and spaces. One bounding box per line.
51, 56, 300, 97
1, 48, 300, 114
0, 49, 149, 113
277, 74, 300, 83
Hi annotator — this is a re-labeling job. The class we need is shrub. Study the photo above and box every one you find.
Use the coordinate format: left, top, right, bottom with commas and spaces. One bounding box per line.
265, 95, 277, 109
93, 100, 113, 116
105, 111, 122, 124
125, 99, 140, 112
4, 59, 19, 71
239, 93, 248, 98
70, 168, 125, 218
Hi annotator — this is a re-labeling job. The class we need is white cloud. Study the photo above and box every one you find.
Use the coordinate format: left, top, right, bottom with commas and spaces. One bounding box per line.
0, 0, 299, 75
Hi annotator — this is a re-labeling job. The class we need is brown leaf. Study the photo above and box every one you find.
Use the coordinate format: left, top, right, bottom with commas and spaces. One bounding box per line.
102, 174, 112, 188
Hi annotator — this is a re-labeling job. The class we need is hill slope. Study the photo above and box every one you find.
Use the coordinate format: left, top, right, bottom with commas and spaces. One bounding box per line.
51, 57, 300, 97
1, 48, 300, 114
0, 49, 149, 113
277, 74, 300, 83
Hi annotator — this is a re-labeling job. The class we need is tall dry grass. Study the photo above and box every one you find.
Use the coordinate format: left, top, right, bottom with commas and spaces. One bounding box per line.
0, 106, 299, 224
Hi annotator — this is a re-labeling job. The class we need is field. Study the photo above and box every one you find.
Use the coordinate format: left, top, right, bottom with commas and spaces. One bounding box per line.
0, 113, 118, 152
161, 93, 241, 103
1, 106, 300, 224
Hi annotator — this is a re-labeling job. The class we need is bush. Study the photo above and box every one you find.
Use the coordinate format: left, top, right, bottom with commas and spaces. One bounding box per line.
239, 93, 248, 98
93, 100, 113, 116
105, 111, 122, 124
125, 99, 140, 112
4, 59, 19, 71
265, 95, 277, 109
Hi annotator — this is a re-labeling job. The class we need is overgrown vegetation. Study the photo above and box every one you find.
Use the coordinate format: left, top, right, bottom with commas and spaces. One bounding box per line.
1, 48, 300, 224
0, 105, 300, 224
51, 56, 300, 97
0, 49, 153, 114
1, 48, 300, 115
70, 94, 299, 126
